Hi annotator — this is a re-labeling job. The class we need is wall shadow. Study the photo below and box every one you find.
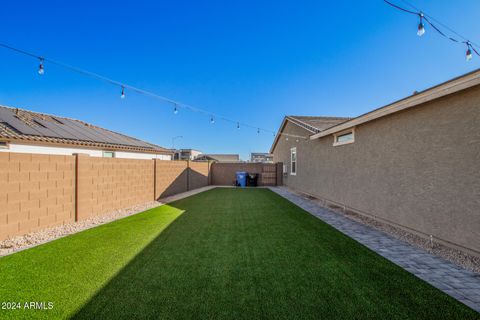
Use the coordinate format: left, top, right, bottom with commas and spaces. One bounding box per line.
156, 168, 188, 199
156, 168, 209, 199
70, 201, 194, 319
69, 188, 476, 320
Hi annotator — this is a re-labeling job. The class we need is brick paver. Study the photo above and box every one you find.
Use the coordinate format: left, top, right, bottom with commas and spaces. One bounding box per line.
269, 187, 480, 312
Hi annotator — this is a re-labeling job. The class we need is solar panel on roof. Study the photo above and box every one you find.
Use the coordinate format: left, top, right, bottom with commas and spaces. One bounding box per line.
65, 120, 117, 143
21, 118, 64, 139
0, 108, 44, 136
34, 118, 80, 140
51, 117, 64, 125
0, 106, 161, 150
59, 119, 98, 141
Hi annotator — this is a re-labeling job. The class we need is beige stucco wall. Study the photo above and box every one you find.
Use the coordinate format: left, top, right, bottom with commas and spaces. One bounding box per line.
273, 86, 480, 255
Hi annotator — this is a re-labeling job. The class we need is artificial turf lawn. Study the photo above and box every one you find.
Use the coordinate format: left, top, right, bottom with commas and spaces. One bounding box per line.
0, 188, 477, 319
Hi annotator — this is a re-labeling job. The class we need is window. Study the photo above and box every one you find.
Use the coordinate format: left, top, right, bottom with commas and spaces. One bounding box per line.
103, 151, 115, 158
0, 141, 9, 149
333, 128, 355, 146
290, 147, 297, 175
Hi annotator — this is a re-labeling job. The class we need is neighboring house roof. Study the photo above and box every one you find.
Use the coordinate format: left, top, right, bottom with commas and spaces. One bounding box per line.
0, 105, 172, 154
270, 116, 349, 153
310, 68, 480, 140
251, 152, 273, 156
195, 154, 240, 162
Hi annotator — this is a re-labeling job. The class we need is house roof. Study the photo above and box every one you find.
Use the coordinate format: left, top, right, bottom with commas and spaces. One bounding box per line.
195, 154, 240, 162
310, 68, 480, 140
0, 105, 172, 154
288, 116, 351, 133
251, 152, 273, 156
269, 116, 349, 153
271, 69, 480, 152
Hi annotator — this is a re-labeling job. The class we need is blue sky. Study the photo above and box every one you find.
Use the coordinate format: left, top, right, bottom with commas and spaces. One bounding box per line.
0, 1, 479, 160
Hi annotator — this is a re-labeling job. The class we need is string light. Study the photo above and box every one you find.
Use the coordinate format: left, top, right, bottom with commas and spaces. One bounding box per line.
417, 13, 425, 37
466, 42, 473, 61
0, 41, 308, 141
384, 0, 480, 62
38, 58, 44, 75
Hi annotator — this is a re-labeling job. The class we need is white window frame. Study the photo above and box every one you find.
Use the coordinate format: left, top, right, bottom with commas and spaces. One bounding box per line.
102, 151, 116, 158
333, 128, 355, 146
290, 147, 297, 176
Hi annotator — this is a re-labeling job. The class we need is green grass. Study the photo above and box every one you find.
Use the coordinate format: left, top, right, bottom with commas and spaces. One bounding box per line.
0, 188, 477, 319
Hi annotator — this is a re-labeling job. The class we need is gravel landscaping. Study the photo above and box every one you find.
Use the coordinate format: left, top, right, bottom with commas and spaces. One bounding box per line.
0, 186, 216, 257
300, 193, 480, 274
0, 201, 163, 256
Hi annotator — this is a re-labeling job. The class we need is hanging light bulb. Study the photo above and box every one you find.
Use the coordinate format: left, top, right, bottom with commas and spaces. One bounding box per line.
466, 42, 473, 61
286, 137, 289, 141
173, 104, 178, 114
210, 116, 215, 124
417, 13, 425, 37
296, 139, 299, 143
237, 122, 240, 129
38, 58, 44, 75
120, 86, 125, 99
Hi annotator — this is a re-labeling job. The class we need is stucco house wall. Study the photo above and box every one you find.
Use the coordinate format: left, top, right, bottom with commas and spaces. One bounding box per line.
0, 143, 172, 160
273, 86, 480, 256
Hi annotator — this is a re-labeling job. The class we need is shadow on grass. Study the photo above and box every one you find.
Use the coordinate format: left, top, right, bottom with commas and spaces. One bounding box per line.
71, 188, 478, 320
70, 207, 197, 319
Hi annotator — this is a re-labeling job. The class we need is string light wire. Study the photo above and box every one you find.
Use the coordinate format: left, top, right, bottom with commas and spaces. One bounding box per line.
400, 0, 480, 47
384, 0, 480, 58
0, 42, 308, 140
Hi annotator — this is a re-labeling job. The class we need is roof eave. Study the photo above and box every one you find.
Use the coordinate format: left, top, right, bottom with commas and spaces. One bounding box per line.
4, 137, 173, 155
269, 117, 289, 154
311, 68, 480, 140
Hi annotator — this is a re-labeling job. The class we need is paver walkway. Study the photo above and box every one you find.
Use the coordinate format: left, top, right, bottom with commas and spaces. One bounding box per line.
269, 186, 480, 312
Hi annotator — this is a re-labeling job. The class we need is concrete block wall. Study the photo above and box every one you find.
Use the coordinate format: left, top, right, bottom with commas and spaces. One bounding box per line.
77, 155, 154, 220
0, 153, 75, 239
154, 160, 211, 198
210, 163, 280, 186
188, 161, 211, 190
0, 154, 279, 241
154, 160, 188, 199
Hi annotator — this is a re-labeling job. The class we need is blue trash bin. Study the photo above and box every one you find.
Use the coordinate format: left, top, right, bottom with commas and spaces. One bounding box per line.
236, 171, 247, 187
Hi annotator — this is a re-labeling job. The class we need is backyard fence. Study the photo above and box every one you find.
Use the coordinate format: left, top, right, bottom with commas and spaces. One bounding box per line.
0, 153, 211, 240
0, 153, 283, 240
210, 162, 283, 186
